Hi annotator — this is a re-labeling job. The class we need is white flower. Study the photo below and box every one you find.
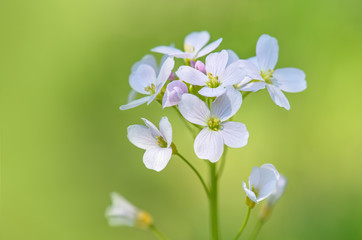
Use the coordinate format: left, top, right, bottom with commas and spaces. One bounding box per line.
162, 80, 188, 108
266, 175, 287, 207
238, 34, 307, 110
105, 192, 153, 228
242, 164, 280, 205
176, 50, 246, 97
151, 31, 222, 60
178, 88, 249, 162
127, 117, 173, 171
119, 57, 175, 110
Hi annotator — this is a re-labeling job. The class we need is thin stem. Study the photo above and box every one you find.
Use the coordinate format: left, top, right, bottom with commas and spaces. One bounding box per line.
149, 224, 168, 240
216, 146, 228, 178
209, 162, 219, 240
249, 218, 265, 240
176, 153, 209, 196
233, 207, 252, 240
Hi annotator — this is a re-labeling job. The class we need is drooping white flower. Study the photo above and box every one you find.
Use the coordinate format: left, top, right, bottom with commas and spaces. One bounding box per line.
266, 174, 287, 207
242, 164, 280, 206
151, 31, 222, 60
178, 88, 249, 162
127, 117, 173, 171
176, 50, 246, 97
105, 192, 153, 228
238, 34, 307, 110
119, 57, 175, 110
162, 80, 188, 108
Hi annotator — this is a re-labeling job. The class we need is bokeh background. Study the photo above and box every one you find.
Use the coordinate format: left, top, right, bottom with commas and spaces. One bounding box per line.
1, 0, 362, 239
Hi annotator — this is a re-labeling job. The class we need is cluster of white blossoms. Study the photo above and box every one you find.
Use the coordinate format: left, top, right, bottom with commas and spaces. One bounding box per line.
108, 31, 305, 238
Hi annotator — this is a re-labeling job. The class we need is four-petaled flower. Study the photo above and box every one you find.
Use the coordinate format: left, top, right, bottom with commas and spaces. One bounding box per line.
127, 117, 173, 172
152, 31, 222, 61
178, 87, 249, 162
240, 34, 307, 110
242, 164, 280, 207
176, 50, 246, 97
105, 192, 153, 228
120, 57, 175, 110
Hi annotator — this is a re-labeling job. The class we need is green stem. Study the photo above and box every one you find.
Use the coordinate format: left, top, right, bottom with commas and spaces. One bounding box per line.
233, 207, 252, 240
209, 162, 219, 240
217, 146, 228, 178
149, 224, 168, 240
249, 218, 265, 240
176, 153, 209, 196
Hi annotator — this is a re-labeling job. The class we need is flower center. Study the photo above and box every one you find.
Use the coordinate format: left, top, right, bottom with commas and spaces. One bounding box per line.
207, 117, 222, 131
184, 44, 195, 53
156, 135, 167, 148
260, 69, 274, 84
206, 73, 221, 88
144, 83, 156, 95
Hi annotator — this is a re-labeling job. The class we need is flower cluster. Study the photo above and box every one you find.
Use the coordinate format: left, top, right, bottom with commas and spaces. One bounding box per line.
109, 31, 305, 239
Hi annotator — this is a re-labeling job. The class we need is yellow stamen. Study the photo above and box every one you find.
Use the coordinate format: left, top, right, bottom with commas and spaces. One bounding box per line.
206, 73, 221, 88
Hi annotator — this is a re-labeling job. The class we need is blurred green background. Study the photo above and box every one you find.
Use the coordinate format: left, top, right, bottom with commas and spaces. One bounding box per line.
1, 0, 362, 239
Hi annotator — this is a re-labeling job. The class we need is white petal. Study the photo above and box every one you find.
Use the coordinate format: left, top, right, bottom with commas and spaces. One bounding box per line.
131, 54, 158, 73
194, 128, 224, 162
127, 124, 158, 149
110, 192, 136, 210
184, 31, 210, 53
141, 118, 162, 138
243, 182, 257, 203
211, 87, 242, 121
273, 68, 306, 93
220, 121, 249, 148
205, 50, 228, 77
129, 64, 157, 94
219, 60, 247, 86
225, 49, 239, 65
256, 165, 279, 201
257, 180, 277, 202
151, 46, 183, 55
143, 147, 172, 172
197, 38, 223, 58
198, 86, 226, 97
170, 52, 195, 59
247, 56, 258, 67
256, 34, 279, 71
148, 57, 175, 104
249, 166, 261, 188
127, 90, 138, 103
268, 175, 287, 206
261, 164, 280, 180
238, 59, 263, 81
176, 66, 207, 85
159, 117, 172, 147
266, 84, 290, 110
238, 81, 266, 92
119, 96, 151, 110
178, 94, 210, 126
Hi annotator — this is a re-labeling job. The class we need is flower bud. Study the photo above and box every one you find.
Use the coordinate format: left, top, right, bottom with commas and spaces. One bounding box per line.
195, 60, 206, 74
162, 80, 188, 108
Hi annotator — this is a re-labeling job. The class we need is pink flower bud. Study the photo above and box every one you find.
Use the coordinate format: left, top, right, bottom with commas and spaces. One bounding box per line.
162, 81, 188, 108
190, 60, 196, 68
168, 72, 176, 81
195, 60, 206, 74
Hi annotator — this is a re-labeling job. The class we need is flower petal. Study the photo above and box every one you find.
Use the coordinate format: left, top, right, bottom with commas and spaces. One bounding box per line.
194, 128, 224, 162
197, 38, 223, 58
238, 59, 263, 81
243, 182, 257, 203
205, 50, 228, 77
219, 60, 247, 86
178, 94, 210, 126
220, 121, 249, 148
127, 124, 158, 149
131, 54, 158, 73
151, 46, 183, 55
143, 147, 172, 172
266, 84, 290, 110
162, 80, 188, 108
184, 31, 210, 53
261, 163, 280, 180
129, 64, 157, 94
211, 87, 242, 121
256, 34, 279, 71
119, 96, 151, 110
225, 49, 239, 66
127, 90, 138, 103
249, 166, 261, 188
238, 81, 266, 92
273, 68, 307, 93
141, 118, 162, 138
247, 56, 258, 67
176, 66, 207, 85
198, 86, 226, 97
159, 117, 172, 147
